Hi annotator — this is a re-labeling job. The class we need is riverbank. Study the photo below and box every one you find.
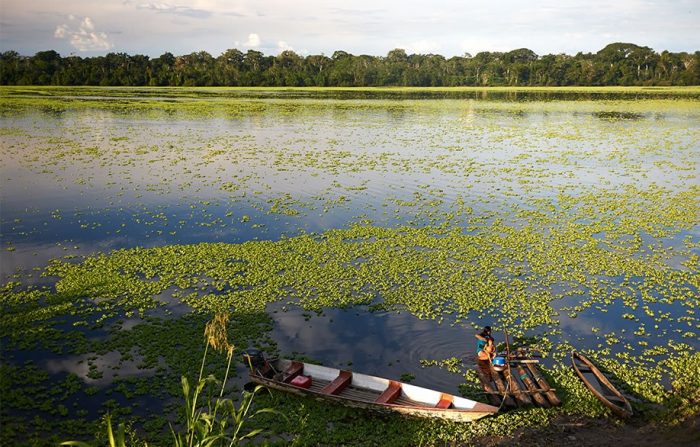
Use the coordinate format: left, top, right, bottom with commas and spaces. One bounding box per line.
479, 414, 699, 446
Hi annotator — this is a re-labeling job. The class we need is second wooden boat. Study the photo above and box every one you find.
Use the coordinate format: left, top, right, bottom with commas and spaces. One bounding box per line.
244, 351, 499, 422
571, 351, 633, 418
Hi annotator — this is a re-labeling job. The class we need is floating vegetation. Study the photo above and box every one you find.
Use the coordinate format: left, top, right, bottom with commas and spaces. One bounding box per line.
0, 86, 698, 445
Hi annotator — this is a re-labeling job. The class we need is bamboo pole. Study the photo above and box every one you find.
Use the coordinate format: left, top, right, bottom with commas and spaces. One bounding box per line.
504, 330, 513, 396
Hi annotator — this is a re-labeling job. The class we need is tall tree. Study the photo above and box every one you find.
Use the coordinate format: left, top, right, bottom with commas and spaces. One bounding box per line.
0, 51, 22, 84
216, 49, 244, 86
1, 43, 698, 87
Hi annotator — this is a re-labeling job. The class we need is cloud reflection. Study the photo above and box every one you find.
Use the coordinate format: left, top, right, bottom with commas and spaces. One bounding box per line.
269, 302, 476, 392
45, 349, 157, 387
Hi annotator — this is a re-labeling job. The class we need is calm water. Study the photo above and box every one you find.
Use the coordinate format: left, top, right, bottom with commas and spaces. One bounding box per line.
1, 89, 698, 398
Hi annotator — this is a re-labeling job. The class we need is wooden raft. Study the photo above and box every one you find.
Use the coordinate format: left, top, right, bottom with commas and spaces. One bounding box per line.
476, 359, 561, 409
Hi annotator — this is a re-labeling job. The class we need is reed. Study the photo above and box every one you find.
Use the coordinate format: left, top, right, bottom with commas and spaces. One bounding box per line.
173, 312, 279, 447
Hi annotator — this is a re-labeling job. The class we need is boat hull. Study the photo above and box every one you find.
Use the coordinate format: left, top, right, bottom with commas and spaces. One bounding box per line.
249, 358, 498, 422
572, 351, 633, 418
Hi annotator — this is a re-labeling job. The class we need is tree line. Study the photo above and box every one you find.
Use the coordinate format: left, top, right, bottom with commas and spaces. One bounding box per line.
1, 43, 698, 87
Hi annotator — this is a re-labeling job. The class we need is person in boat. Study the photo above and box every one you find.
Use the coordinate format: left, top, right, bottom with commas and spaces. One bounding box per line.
475, 326, 496, 361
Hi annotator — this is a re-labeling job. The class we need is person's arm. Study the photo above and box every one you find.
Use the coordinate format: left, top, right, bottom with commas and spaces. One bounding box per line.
475, 333, 486, 341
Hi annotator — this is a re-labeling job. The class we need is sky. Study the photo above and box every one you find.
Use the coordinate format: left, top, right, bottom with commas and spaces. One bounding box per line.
1, 0, 698, 58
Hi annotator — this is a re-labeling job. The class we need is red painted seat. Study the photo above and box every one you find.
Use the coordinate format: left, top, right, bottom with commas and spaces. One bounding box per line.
435, 393, 453, 409
320, 370, 352, 395
375, 380, 401, 404
282, 361, 304, 383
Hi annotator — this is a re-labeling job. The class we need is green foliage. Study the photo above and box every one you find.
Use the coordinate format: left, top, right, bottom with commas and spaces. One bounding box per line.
59, 314, 278, 447
166, 313, 280, 447
60, 414, 135, 447
2, 44, 699, 87
657, 351, 700, 424
171, 377, 274, 447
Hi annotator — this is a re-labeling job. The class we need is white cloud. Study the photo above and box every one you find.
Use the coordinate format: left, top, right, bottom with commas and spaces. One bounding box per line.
54, 16, 113, 52
244, 33, 260, 48
277, 40, 294, 53
82, 17, 94, 31
399, 39, 441, 55
134, 1, 212, 18
54, 25, 68, 39
2, 0, 698, 57
459, 38, 514, 55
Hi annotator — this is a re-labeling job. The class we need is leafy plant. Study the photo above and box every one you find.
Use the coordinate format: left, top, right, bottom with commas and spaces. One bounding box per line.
60, 414, 130, 447
171, 312, 279, 447
171, 376, 273, 447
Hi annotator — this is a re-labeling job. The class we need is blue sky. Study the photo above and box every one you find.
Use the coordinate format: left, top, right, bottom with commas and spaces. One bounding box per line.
1, 0, 698, 57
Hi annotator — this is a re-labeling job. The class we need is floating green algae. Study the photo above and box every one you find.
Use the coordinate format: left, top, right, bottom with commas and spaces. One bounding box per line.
2, 217, 699, 444
1, 86, 698, 445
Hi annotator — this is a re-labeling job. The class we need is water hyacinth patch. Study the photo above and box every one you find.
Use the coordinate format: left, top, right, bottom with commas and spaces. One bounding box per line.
1, 86, 698, 445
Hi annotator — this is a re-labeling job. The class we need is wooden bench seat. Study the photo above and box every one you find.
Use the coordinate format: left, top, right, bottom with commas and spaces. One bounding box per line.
375, 380, 402, 404
282, 361, 304, 383
435, 393, 453, 409
320, 370, 352, 395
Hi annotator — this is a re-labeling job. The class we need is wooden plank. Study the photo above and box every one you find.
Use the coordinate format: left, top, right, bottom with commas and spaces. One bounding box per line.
395, 396, 424, 406
308, 380, 331, 393
515, 364, 550, 407
476, 361, 502, 406
340, 386, 380, 401
490, 367, 517, 408
375, 380, 402, 404
526, 363, 561, 406
320, 370, 352, 395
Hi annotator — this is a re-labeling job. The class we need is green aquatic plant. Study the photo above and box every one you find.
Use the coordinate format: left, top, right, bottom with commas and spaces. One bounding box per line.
60, 414, 132, 447
1, 86, 698, 445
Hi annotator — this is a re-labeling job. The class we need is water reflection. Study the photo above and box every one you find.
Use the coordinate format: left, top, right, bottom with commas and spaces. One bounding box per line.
555, 295, 699, 352
269, 301, 480, 393
593, 111, 645, 121
1, 90, 698, 400
45, 349, 157, 387
11, 88, 700, 102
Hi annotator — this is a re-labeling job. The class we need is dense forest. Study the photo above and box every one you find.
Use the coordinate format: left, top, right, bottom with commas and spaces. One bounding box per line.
1, 43, 698, 87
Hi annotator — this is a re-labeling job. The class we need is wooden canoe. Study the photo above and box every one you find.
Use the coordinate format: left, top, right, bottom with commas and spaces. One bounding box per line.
571, 351, 633, 418
249, 358, 499, 422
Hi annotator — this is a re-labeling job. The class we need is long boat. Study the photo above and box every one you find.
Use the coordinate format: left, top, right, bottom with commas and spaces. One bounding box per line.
571, 351, 633, 418
245, 353, 499, 422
